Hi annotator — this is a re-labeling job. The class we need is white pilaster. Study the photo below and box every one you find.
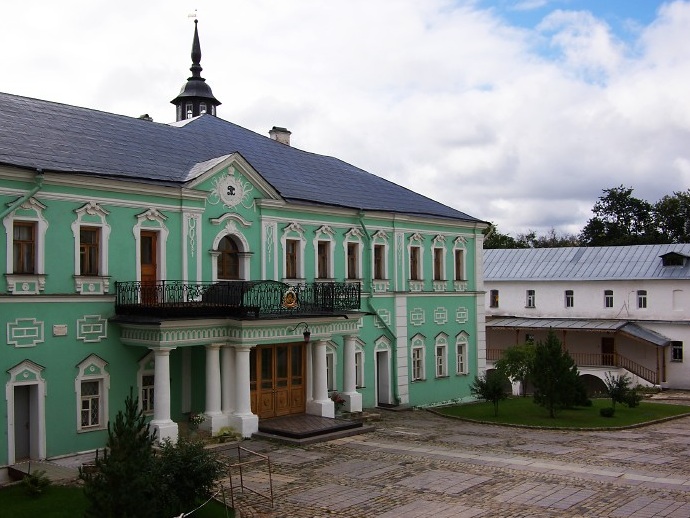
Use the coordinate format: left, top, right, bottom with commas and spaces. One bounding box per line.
221, 345, 236, 416
150, 347, 178, 443
227, 345, 258, 437
202, 344, 226, 434
307, 339, 335, 417
342, 335, 362, 412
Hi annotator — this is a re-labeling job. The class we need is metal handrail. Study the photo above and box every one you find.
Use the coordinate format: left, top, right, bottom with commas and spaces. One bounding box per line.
227, 446, 273, 509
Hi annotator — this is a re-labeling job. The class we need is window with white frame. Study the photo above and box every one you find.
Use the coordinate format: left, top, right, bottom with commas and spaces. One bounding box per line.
347, 242, 360, 279
411, 334, 426, 381
565, 290, 574, 308
410, 246, 421, 281
282, 223, 306, 281
355, 348, 364, 388
489, 289, 499, 308
326, 346, 336, 391
75, 355, 109, 432
454, 248, 465, 281
4, 197, 48, 293
72, 202, 111, 290
344, 228, 364, 280
637, 290, 647, 309
672, 341, 683, 362
526, 289, 536, 308
372, 230, 389, 281
313, 225, 335, 280
435, 334, 448, 377
604, 289, 614, 308
456, 333, 469, 375
138, 352, 155, 415
433, 247, 444, 281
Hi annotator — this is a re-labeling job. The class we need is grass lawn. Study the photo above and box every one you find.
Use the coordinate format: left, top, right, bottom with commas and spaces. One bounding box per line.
436, 397, 690, 428
0, 483, 235, 518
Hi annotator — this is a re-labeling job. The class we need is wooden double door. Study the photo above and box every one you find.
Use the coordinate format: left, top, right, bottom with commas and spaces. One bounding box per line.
250, 343, 306, 418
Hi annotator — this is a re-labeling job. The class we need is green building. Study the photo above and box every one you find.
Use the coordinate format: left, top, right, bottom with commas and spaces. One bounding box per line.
0, 22, 487, 469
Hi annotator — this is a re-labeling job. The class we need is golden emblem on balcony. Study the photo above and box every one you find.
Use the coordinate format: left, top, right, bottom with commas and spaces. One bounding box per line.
282, 287, 298, 309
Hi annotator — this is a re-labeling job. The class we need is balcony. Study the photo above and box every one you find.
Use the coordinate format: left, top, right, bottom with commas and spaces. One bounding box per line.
114, 280, 361, 320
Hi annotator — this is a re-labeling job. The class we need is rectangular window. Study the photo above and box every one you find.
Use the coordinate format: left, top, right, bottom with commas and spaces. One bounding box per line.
489, 289, 499, 308
354, 351, 363, 388
374, 245, 385, 280
672, 341, 683, 362
604, 290, 614, 308
80, 380, 101, 428
347, 242, 359, 279
411, 347, 424, 381
13, 221, 36, 274
456, 343, 467, 374
526, 289, 535, 308
454, 249, 465, 281
435, 345, 447, 377
141, 375, 155, 414
285, 239, 299, 279
637, 290, 647, 309
317, 241, 329, 279
80, 227, 100, 276
433, 248, 444, 281
565, 290, 574, 308
410, 246, 421, 281
326, 352, 335, 390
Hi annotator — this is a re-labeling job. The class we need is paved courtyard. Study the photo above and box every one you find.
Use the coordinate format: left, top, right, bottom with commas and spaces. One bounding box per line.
222, 406, 690, 518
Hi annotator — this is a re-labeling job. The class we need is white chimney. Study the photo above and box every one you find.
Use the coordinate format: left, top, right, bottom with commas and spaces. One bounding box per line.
269, 126, 291, 146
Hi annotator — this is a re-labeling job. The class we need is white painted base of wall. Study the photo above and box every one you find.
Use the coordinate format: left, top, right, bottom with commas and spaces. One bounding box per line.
343, 392, 362, 412
201, 412, 228, 435
152, 420, 179, 444
228, 413, 259, 438
307, 399, 335, 418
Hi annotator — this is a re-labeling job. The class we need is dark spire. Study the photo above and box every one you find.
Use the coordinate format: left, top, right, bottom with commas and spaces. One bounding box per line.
171, 19, 221, 122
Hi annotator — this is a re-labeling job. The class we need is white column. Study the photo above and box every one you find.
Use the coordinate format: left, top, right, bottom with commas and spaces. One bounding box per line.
202, 344, 226, 434
227, 345, 258, 437
307, 339, 335, 418
150, 347, 178, 443
342, 335, 362, 412
221, 345, 235, 415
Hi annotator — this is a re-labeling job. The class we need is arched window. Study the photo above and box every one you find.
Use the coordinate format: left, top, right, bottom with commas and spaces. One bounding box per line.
218, 236, 240, 280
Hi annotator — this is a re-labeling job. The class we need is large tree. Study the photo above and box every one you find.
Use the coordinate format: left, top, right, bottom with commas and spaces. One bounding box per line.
532, 331, 587, 417
579, 186, 655, 246
653, 190, 690, 243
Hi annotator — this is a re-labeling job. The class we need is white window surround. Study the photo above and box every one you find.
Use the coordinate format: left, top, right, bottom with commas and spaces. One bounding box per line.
453, 236, 468, 290
211, 222, 251, 281
3, 197, 49, 294
456, 332, 469, 375
281, 222, 306, 281
133, 208, 169, 282
435, 333, 448, 377
526, 289, 536, 308
354, 340, 365, 388
408, 233, 424, 282
71, 202, 111, 294
411, 333, 426, 381
313, 225, 335, 280
371, 230, 389, 292
138, 352, 155, 415
326, 343, 337, 391
344, 227, 365, 280
75, 354, 110, 432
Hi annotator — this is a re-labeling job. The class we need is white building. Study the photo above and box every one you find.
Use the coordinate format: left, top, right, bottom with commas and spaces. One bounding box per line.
484, 245, 690, 393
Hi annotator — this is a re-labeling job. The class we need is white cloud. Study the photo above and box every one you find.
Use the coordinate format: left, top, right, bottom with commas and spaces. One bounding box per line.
1, 0, 689, 237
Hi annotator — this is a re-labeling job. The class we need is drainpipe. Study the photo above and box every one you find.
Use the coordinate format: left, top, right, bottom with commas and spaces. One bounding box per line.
0, 169, 44, 220
358, 211, 400, 405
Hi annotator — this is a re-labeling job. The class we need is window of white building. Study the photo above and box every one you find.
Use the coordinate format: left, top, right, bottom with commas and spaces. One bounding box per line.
672, 341, 683, 362
637, 290, 647, 309
565, 290, 574, 308
604, 290, 614, 308
526, 289, 535, 308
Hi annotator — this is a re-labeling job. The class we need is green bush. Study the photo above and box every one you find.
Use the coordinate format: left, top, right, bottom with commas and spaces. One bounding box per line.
600, 407, 615, 418
22, 469, 51, 497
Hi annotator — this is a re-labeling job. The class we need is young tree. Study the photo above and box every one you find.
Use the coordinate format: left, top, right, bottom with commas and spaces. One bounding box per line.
470, 370, 509, 416
532, 331, 586, 418
495, 343, 535, 397
604, 372, 643, 411
80, 388, 159, 518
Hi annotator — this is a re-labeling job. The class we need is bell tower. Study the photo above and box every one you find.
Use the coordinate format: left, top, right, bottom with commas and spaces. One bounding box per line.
171, 20, 221, 121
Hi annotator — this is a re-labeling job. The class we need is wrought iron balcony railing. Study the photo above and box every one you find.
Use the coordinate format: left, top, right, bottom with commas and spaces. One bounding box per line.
114, 280, 361, 319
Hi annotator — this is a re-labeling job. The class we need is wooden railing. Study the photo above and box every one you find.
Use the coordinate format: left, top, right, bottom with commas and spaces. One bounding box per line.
487, 348, 657, 385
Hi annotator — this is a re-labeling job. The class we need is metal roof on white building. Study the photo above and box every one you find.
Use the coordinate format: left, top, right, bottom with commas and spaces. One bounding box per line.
484, 244, 690, 281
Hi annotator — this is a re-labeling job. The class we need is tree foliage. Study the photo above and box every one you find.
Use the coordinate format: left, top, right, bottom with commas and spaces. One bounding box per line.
532, 331, 588, 418
80, 389, 224, 518
603, 372, 643, 412
470, 370, 509, 416
495, 343, 535, 397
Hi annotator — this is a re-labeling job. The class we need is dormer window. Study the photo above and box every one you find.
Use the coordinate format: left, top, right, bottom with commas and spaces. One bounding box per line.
661, 252, 688, 267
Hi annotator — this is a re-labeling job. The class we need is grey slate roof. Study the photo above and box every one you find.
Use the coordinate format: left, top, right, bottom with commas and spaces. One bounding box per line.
484, 244, 690, 281
0, 92, 481, 223
486, 317, 671, 346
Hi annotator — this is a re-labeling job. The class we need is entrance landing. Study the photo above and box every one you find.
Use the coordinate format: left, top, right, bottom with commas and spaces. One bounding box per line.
255, 414, 373, 445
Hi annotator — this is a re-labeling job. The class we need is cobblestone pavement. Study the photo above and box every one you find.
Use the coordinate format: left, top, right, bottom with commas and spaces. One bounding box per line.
219, 404, 690, 518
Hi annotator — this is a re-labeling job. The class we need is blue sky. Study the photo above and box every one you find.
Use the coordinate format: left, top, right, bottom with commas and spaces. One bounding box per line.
1, 0, 689, 236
